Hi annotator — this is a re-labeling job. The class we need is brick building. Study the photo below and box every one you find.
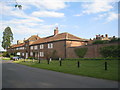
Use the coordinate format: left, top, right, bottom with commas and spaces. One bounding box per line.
7, 27, 88, 59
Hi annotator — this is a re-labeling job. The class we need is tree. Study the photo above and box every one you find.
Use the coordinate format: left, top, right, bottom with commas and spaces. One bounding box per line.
14, 0, 22, 9
2, 27, 13, 50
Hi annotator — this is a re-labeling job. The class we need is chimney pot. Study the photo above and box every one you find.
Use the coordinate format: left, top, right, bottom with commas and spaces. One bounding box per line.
105, 34, 108, 38
101, 35, 104, 37
54, 27, 59, 36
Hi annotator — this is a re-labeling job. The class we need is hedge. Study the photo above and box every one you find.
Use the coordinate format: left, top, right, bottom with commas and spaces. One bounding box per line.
92, 40, 109, 44
100, 45, 120, 58
74, 48, 88, 58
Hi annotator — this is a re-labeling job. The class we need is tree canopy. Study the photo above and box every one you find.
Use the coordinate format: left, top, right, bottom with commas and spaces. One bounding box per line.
2, 27, 13, 50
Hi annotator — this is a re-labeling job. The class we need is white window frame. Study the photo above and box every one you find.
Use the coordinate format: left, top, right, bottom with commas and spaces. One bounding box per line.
40, 44, 44, 49
30, 52, 33, 56
34, 45, 38, 49
22, 47, 24, 49
48, 43, 53, 48
40, 52, 44, 57
30, 46, 33, 50
16, 48, 19, 50
22, 53, 24, 56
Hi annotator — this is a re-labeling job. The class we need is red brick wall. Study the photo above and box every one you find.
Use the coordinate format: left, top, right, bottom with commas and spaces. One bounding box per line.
67, 42, 118, 58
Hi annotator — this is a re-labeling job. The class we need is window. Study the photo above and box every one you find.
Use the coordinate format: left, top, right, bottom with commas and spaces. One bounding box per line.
16, 48, 19, 50
30, 46, 33, 49
48, 43, 53, 48
22, 53, 24, 56
22, 47, 24, 49
30, 52, 33, 56
40, 44, 44, 49
34, 46, 38, 49
19, 47, 24, 50
40, 52, 44, 57
85, 43, 88, 45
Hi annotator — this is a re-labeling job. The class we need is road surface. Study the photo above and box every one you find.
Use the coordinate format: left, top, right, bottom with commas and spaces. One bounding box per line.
2, 60, 118, 88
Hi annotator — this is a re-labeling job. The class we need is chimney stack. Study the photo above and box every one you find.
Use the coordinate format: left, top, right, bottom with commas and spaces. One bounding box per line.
17, 40, 19, 44
101, 35, 104, 38
96, 35, 98, 39
54, 27, 59, 36
105, 34, 108, 38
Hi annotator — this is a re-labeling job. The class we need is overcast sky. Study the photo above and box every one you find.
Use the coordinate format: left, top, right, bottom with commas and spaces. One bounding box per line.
0, 0, 119, 51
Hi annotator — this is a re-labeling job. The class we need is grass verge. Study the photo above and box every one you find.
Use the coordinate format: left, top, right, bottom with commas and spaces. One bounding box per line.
2, 57, 11, 60
13, 59, 119, 81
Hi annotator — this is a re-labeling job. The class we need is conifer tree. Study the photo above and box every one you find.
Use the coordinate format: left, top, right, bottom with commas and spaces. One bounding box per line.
2, 27, 13, 50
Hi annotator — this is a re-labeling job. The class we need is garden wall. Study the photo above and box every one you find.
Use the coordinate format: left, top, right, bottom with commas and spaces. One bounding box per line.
67, 42, 118, 58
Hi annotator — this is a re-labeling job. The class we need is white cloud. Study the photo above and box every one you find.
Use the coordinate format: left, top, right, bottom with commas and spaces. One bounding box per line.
17, 0, 67, 10
82, 2, 113, 14
74, 1, 116, 16
32, 11, 65, 17
94, 12, 118, 23
74, 14, 82, 16
74, 1, 118, 23
106, 12, 118, 22
82, 1, 115, 15
94, 13, 107, 20
1, 18, 65, 37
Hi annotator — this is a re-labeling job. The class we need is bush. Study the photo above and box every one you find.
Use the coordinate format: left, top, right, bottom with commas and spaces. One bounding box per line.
100, 45, 120, 58
92, 40, 109, 44
109, 38, 120, 43
2, 52, 10, 57
28, 57, 34, 59
74, 48, 88, 58
10, 55, 14, 60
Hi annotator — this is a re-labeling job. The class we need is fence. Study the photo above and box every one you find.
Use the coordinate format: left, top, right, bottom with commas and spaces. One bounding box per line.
18, 58, 118, 71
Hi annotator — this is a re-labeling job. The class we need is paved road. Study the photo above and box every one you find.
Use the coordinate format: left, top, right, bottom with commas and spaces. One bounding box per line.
2, 60, 118, 88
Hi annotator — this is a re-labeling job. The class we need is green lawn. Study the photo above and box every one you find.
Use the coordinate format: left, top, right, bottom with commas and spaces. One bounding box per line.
13, 59, 119, 81
2, 57, 11, 60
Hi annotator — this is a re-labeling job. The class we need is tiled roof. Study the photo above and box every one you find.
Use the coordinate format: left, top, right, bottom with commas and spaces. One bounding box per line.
26, 35, 40, 41
30, 32, 88, 45
10, 35, 40, 48
10, 32, 88, 48
11, 43, 25, 48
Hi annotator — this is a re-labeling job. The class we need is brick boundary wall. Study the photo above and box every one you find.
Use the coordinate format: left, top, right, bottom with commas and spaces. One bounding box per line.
67, 42, 119, 58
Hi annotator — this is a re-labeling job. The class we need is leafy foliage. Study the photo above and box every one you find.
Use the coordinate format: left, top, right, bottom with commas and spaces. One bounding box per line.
51, 50, 59, 60
2, 27, 13, 50
28, 57, 35, 59
74, 48, 88, 58
92, 40, 109, 44
15, 4, 22, 9
100, 45, 120, 58
45, 50, 58, 60
109, 38, 120, 43
2, 52, 10, 57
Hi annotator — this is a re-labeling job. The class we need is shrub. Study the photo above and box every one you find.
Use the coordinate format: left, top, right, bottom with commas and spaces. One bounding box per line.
92, 40, 109, 44
2, 52, 10, 57
109, 38, 120, 43
28, 57, 34, 59
74, 48, 88, 58
100, 45, 120, 58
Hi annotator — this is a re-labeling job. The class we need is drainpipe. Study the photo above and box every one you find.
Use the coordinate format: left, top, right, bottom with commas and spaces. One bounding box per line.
64, 40, 67, 59
64, 33, 68, 59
